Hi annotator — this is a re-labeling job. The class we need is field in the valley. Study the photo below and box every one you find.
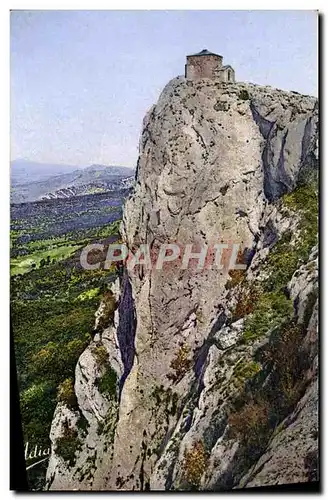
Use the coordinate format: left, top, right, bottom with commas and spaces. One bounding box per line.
10, 191, 128, 489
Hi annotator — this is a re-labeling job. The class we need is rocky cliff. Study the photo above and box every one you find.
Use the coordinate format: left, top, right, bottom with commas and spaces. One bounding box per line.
46, 76, 318, 491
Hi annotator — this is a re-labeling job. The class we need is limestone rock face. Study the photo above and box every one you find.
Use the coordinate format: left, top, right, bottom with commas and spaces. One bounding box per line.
46, 77, 318, 491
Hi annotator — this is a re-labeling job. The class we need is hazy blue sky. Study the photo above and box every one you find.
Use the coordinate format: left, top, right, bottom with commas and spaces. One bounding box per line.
11, 10, 318, 168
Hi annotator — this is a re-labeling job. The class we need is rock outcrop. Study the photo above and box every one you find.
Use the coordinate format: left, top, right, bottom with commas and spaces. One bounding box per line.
46, 76, 318, 491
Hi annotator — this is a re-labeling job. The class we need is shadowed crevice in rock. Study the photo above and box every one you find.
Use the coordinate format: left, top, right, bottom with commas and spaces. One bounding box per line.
249, 101, 275, 139
116, 271, 137, 395
193, 312, 228, 392
301, 116, 313, 164
250, 99, 318, 202
251, 106, 288, 201
262, 220, 278, 249
250, 101, 280, 202
298, 111, 319, 185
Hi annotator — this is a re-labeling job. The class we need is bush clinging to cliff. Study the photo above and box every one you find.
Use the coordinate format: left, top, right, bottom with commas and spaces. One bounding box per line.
182, 440, 207, 488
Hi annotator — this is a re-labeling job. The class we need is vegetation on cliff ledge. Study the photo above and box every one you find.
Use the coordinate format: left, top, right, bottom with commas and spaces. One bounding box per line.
96, 365, 118, 397
182, 440, 207, 489
228, 180, 318, 467
55, 419, 82, 467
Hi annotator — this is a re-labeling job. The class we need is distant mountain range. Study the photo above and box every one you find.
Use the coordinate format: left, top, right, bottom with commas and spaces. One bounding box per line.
11, 160, 82, 185
10, 161, 135, 204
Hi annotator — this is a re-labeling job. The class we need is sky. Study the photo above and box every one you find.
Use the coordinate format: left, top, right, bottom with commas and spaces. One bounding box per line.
11, 10, 318, 168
